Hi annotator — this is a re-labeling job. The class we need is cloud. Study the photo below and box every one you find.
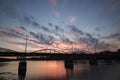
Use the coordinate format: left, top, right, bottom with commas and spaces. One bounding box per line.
0, 25, 55, 46
96, 41, 113, 50
49, 0, 57, 6
48, 24, 64, 36
103, 33, 120, 40
4, 39, 28, 46
68, 25, 84, 35
55, 25, 64, 32
0, 26, 55, 49
40, 26, 51, 33
0, 26, 26, 39
1, 4, 41, 29
69, 16, 77, 23
0, 25, 116, 52
1, 5, 41, 29
37, 34, 55, 45
66, 25, 114, 51
22, 16, 52, 33
22, 15, 40, 28
32, 21, 39, 27
20, 26, 27, 31
48, 23, 53, 26
94, 27, 101, 31
60, 35, 72, 43
29, 31, 55, 45
0, 26, 40, 45
3, 39, 42, 50
78, 34, 114, 52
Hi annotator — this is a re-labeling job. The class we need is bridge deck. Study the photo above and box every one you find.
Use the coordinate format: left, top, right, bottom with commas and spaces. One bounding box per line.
0, 52, 120, 60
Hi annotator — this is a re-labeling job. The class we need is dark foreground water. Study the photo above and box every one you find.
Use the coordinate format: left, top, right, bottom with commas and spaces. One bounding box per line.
0, 60, 120, 80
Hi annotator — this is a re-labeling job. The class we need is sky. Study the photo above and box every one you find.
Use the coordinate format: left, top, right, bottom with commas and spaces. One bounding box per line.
0, 0, 120, 53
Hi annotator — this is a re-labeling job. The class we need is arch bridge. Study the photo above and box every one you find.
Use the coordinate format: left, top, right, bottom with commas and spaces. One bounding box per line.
73, 50, 91, 54
31, 49, 67, 54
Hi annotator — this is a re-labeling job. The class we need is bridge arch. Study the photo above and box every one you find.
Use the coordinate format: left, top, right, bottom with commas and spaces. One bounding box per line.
73, 50, 91, 54
31, 49, 67, 54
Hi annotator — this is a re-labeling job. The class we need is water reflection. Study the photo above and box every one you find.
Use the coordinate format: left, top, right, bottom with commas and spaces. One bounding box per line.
64, 60, 74, 80
1, 60, 120, 80
18, 61, 27, 80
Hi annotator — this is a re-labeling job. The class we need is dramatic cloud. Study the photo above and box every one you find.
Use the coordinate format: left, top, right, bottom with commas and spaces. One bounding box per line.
55, 25, 64, 32
40, 26, 51, 33
0, 25, 115, 52
29, 31, 55, 45
68, 25, 84, 35
48, 24, 64, 36
0, 0, 120, 52
60, 35, 72, 43
78, 34, 113, 52
22, 15, 40, 28
66, 25, 114, 52
37, 34, 55, 45
0, 26, 26, 39
0, 26, 40, 45
69, 16, 77, 23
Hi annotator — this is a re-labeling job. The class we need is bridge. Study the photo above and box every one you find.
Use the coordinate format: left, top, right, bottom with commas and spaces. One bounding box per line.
0, 49, 119, 60
0, 48, 91, 57
0, 48, 120, 65
32, 49, 68, 54
0, 48, 120, 64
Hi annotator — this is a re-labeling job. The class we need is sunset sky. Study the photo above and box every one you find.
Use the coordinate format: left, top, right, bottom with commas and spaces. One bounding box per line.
0, 0, 120, 53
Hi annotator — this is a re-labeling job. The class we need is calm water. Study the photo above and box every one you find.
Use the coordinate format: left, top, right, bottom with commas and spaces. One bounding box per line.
0, 60, 120, 80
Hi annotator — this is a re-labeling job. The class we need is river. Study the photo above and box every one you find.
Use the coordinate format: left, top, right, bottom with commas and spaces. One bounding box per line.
0, 60, 120, 80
